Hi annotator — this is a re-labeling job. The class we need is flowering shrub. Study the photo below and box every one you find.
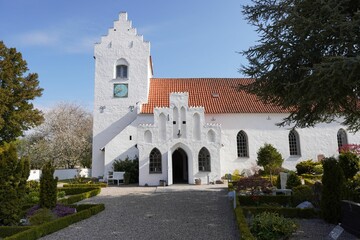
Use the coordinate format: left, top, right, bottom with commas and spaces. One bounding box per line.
27, 204, 76, 219
339, 144, 360, 155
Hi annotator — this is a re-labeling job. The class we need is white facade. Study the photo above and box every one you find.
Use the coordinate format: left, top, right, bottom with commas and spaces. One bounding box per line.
92, 13, 360, 185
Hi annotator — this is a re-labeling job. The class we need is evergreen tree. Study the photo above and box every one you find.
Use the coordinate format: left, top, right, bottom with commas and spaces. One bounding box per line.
0, 142, 30, 225
321, 157, 345, 223
39, 162, 58, 209
257, 143, 284, 183
240, 0, 360, 131
0, 41, 43, 144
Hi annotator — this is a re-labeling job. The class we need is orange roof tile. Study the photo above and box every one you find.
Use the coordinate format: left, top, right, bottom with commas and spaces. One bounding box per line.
141, 78, 289, 114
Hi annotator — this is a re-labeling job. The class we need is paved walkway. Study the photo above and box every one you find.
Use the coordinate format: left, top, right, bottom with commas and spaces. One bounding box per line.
40, 184, 239, 240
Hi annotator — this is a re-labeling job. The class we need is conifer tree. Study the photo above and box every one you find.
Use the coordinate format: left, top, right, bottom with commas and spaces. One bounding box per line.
0, 142, 30, 225
241, 0, 360, 131
39, 162, 58, 209
0, 41, 43, 144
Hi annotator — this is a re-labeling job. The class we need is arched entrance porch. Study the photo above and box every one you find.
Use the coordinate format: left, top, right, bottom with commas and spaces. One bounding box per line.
172, 148, 188, 183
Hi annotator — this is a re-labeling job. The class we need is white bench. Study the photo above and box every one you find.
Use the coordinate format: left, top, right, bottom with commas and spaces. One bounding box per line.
107, 171, 125, 186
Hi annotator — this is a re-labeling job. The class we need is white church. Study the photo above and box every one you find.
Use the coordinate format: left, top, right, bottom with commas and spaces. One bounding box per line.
91, 12, 360, 186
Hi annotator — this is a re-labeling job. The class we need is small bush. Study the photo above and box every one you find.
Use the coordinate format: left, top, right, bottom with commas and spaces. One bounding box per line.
338, 152, 360, 179
257, 144, 284, 176
296, 159, 322, 175
112, 156, 139, 183
286, 171, 301, 189
292, 185, 314, 206
28, 208, 57, 225
250, 212, 297, 240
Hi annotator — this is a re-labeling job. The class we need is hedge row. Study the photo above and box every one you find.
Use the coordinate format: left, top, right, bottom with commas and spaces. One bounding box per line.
0, 226, 32, 238
242, 206, 319, 219
4, 204, 105, 240
234, 204, 256, 239
59, 187, 100, 195
58, 188, 101, 205
238, 195, 292, 207
62, 183, 107, 188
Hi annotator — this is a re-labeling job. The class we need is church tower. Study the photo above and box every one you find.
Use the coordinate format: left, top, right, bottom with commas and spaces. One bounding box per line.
92, 12, 152, 177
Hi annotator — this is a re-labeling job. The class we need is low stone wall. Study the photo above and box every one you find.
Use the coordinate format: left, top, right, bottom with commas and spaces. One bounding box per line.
341, 200, 360, 237
27, 168, 91, 181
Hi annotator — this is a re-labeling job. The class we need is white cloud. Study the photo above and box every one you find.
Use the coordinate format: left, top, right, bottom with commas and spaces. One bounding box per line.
17, 31, 59, 46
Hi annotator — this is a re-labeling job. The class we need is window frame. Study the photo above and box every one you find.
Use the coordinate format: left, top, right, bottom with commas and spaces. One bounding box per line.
116, 64, 128, 79
289, 130, 301, 156
237, 130, 249, 158
149, 148, 162, 174
198, 147, 211, 172
337, 128, 348, 150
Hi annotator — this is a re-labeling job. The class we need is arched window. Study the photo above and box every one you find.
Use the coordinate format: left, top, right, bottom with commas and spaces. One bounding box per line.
144, 130, 152, 143
237, 130, 249, 157
198, 147, 211, 172
289, 130, 301, 156
207, 130, 215, 143
116, 65, 128, 78
149, 148, 162, 173
337, 128, 348, 150
115, 58, 129, 79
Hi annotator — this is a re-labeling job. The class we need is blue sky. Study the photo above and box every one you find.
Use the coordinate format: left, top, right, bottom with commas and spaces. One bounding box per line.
0, 0, 257, 110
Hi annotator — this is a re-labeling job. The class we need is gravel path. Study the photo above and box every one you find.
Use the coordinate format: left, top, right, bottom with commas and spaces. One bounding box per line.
40, 184, 239, 240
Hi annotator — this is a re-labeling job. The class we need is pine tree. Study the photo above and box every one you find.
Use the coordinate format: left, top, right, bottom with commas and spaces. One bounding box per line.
0, 41, 43, 144
39, 162, 58, 209
241, 0, 360, 131
0, 142, 30, 225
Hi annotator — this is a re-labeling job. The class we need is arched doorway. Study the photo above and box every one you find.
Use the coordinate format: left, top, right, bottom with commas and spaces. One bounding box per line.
172, 148, 188, 183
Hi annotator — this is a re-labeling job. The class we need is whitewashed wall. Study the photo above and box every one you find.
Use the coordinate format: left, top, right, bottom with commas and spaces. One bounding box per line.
92, 12, 151, 178
27, 168, 91, 181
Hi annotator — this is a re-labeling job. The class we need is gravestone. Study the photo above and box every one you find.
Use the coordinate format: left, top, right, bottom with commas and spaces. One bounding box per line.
328, 225, 344, 240
279, 172, 288, 189
341, 200, 360, 237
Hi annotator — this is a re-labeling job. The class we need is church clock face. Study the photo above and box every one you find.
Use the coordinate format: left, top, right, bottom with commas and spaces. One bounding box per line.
113, 83, 128, 98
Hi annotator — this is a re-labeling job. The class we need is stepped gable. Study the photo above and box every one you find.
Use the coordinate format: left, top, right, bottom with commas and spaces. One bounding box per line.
141, 78, 289, 114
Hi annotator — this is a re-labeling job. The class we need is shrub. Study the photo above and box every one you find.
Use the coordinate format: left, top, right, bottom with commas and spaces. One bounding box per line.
242, 206, 318, 219
234, 207, 256, 240
250, 212, 297, 240
292, 185, 314, 206
338, 152, 360, 179
286, 171, 302, 189
238, 195, 292, 207
0, 142, 30, 226
321, 157, 345, 223
236, 175, 272, 195
343, 174, 360, 203
296, 159, 322, 175
28, 208, 57, 225
57, 191, 66, 199
40, 162, 58, 209
257, 144, 284, 184
112, 156, 139, 183
58, 188, 101, 205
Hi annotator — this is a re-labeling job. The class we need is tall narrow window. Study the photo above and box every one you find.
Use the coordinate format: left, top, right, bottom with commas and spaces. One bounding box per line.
198, 147, 211, 172
237, 130, 249, 157
337, 129, 348, 150
289, 130, 300, 156
149, 148, 162, 173
116, 65, 128, 78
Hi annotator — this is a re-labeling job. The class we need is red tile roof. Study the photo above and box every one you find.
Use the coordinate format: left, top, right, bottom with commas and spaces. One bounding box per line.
141, 78, 289, 114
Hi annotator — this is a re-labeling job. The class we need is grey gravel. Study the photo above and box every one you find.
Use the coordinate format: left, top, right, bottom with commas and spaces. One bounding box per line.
40, 184, 239, 240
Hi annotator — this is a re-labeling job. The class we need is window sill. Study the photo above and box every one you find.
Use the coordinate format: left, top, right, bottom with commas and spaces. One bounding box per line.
149, 172, 162, 174
113, 77, 128, 81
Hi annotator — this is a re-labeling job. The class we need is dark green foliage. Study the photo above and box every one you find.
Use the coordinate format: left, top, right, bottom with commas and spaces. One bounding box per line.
338, 152, 360, 179
0, 142, 30, 226
292, 185, 314, 206
321, 157, 345, 223
0, 226, 31, 238
296, 160, 323, 175
62, 183, 107, 188
112, 156, 139, 183
234, 207, 256, 240
286, 171, 302, 189
256, 144, 284, 180
242, 206, 318, 219
250, 212, 297, 240
39, 162, 58, 209
241, 0, 360, 131
238, 195, 292, 207
343, 174, 360, 203
5, 204, 105, 240
0, 41, 43, 144
28, 208, 57, 225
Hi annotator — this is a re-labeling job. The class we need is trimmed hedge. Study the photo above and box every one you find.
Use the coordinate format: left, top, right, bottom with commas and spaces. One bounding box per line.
238, 195, 292, 207
60, 187, 100, 195
62, 183, 107, 188
0, 226, 32, 238
233, 196, 256, 240
4, 204, 105, 240
242, 206, 319, 219
58, 188, 101, 205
